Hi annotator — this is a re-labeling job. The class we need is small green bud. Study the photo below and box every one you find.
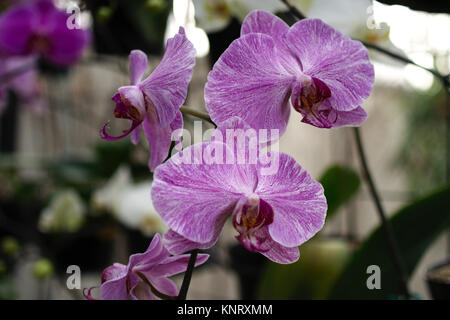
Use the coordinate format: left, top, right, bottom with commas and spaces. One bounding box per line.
145, 0, 166, 12
1, 237, 20, 257
32, 258, 54, 280
97, 6, 113, 24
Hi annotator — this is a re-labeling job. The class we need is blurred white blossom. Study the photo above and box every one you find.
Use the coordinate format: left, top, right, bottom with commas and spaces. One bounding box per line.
165, 0, 210, 57
39, 189, 86, 233
292, 0, 390, 43
192, 0, 285, 33
92, 166, 167, 236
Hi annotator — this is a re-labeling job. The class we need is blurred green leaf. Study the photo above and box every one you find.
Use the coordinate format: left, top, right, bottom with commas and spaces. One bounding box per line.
93, 140, 133, 177
257, 238, 353, 299
319, 165, 361, 220
329, 185, 450, 299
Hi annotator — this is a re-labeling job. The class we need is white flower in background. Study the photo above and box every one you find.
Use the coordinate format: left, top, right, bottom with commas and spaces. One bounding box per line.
192, 0, 285, 33
165, 0, 210, 57
39, 189, 86, 233
92, 166, 167, 236
291, 0, 405, 65
291, 0, 390, 44
115, 182, 168, 236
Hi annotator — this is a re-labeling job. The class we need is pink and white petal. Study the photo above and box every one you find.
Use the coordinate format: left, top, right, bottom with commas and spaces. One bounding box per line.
205, 33, 294, 142
129, 233, 169, 270
261, 241, 300, 264
152, 141, 254, 243
140, 27, 195, 126
0, 6, 33, 54
118, 85, 146, 114
287, 18, 374, 111
163, 229, 219, 255
256, 152, 327, 247
100, 276, 128, 300
147, 276, 179, 298
130, 122, 142, 145
142, 109, 173, 172
129, 281, 155, 300
170, 111, 184, 143
147, 253, 209, 278
241, 10, 298, 73
257, 227, 300, 264
333, 105, 368, 127
129, 50, 148, 85
101, 263, 127, 283
46, 11, 90, 66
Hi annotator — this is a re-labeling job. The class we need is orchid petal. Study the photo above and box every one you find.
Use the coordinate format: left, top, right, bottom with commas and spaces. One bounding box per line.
162, 229, 218, 255
0, 6, 33, 55
147, 253, 209, 278
129, 50, 148, 85
205, 33, 294, 142
287, 18, 374, 111
151, 141, 253, 243
256, 152, 327, 247
241, 10, 298, 73
143, 110, 183, 172
140, 27, 195, 126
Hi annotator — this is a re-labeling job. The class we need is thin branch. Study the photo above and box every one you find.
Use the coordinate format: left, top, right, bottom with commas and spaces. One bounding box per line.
280, 0, 306, 20
352, 128, 410, 297
177, 250, 198, 300
280, 0, 412, 297
180, 106, 215, 125
359, 40, 449, 88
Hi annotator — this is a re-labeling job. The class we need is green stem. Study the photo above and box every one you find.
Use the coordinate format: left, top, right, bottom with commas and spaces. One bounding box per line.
180, 106, 214, 125
352, 127, 411, 297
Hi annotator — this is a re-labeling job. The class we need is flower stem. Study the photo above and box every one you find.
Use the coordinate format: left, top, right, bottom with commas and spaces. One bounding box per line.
280, 0, 306, 20
177, 250, 199, 300
352, 127, 410, 297
180, 106, 215, 125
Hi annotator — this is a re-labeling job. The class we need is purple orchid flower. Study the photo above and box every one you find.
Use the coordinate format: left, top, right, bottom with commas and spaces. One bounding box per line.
205, 10, 374, 138
84, 233, 209, 300
100, 27, 196, 171
0, 0, 90, 66
0, 55, 44, 114
151, 117, 327, 264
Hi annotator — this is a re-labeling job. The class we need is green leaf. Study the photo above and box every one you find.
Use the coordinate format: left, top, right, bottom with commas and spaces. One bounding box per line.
329, 185, 450, 299
257, 238, 353, 299
319, 165, 361, 220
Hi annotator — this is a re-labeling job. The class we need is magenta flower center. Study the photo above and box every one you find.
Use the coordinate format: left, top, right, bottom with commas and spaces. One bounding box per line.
113, 94, 144, 122
294, 76, 332, 117
232, 196, 274, 252
27, 34, 51, 55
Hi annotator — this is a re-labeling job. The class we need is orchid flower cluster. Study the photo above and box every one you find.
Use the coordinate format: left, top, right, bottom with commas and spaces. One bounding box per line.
94, 10, 374, 300
0, 0, 90, 113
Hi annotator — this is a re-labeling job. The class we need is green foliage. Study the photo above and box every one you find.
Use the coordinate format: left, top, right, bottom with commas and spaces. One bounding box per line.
319, 165, 361, 220
395, 86, 447, 196
257, 238, 353, 299
32, 258, 54, 280
329, 185, 450, 299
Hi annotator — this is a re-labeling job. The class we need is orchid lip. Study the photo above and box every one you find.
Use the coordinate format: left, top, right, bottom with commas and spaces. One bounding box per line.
99, 120, 142, 141
293, 76, 333, 126
232, 197, 274, 253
